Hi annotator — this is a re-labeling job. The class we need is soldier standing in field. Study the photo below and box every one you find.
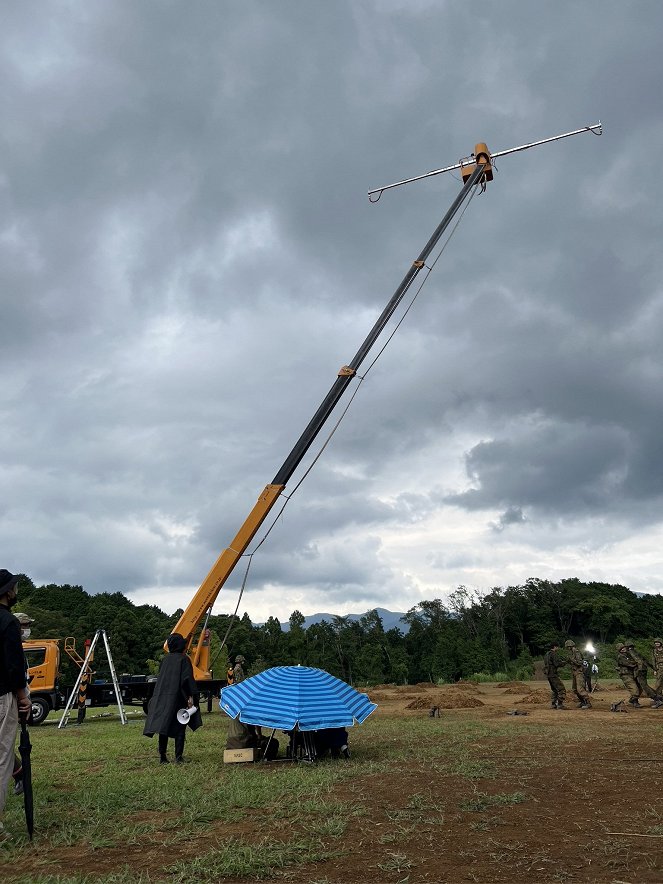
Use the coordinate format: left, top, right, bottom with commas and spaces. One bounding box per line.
615, 640, 642, 707
233, 654, 247, 684
625, 641, 663, 708
565, 640, 591, 709
653, 638, 663, 698
543, 641, 568, 709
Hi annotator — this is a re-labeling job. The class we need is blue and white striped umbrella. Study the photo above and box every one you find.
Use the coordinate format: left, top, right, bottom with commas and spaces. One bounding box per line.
220, 665, 377, 731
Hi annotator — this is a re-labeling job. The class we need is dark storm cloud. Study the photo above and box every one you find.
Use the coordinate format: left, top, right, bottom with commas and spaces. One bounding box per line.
447, 421, 630, 514
2, 1, 663, 614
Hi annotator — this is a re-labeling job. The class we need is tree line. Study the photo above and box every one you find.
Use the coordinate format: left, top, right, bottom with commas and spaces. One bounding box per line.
14, 575, 663, 686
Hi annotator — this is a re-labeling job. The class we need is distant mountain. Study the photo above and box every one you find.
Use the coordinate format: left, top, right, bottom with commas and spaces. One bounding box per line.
280, 607, 409, 634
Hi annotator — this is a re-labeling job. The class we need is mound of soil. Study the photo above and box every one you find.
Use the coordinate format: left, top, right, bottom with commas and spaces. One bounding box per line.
406, 692, 485, 710
497, 681, 529, 690
416, 682, 437, 689
453, 681, 482, 693
516, 690, 550, 704
502, 686, 530, 695
370, 683, 397, 691
367, 691, 392, 702
405, 695, 435, 709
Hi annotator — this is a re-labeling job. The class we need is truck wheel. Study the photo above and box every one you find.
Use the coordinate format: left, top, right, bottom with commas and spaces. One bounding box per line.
30, 697, 50, 726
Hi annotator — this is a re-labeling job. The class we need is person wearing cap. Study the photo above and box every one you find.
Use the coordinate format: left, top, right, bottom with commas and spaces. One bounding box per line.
615, 640, 642, 707
564, 640, 591, 709
0, 570, 32, 839
543, 641, 568, 709
232, 654, 247, 685
15, 612, 34, 641
653, 638, 663, 698
625, 640, 663, 708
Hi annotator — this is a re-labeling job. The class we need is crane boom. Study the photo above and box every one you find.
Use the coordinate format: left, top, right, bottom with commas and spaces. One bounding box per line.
172, 161, 488, 680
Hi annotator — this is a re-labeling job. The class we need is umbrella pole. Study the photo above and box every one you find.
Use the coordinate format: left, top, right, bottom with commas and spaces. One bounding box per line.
300, 732, 317, 764
261, 728, 277, 762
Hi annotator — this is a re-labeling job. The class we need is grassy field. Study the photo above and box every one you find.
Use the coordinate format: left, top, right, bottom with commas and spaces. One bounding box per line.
2, 681, 663, 883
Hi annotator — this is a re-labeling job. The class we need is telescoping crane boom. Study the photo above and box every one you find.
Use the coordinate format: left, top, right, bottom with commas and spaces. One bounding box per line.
172, 123, 602, 682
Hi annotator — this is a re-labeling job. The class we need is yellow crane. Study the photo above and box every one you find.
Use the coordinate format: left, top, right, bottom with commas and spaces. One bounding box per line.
171, 124, 602, 682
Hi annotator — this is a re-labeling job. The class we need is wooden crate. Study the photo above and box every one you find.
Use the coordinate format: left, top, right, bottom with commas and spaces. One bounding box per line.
223, 748, 255, 764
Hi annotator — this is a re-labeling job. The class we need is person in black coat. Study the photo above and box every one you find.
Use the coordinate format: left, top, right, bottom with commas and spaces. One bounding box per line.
143, 633, 201, 763
0, 570, 32, 837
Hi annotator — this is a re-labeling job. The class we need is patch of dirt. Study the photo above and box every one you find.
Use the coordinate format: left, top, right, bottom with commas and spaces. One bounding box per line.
515, 690, 550, 704
9, 680, 663, 884
497, 680, 529, 689
451, 681, 482, 693
406, 691, 484, 710
404, 695, 435, 709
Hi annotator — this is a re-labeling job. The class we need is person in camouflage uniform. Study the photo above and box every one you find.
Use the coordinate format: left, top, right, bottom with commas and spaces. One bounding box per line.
625, 641, 663, 708
543, 641, 568, 709
615, 640, 642, 707
232, 654, 247, 684
652, 638, 663, 697
564, 640, 591, 709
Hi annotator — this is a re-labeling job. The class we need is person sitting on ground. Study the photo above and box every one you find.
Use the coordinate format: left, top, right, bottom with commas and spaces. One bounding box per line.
313, 727, 350, 759
143, 633, 202, 763
225, 718, 279, 760
284, 727, 303, 759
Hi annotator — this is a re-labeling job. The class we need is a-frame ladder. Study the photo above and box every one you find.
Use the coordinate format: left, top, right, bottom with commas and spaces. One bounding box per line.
58, 629, 127, 728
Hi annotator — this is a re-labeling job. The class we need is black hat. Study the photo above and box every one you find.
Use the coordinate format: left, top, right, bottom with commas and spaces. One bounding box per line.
166, 633, 186, 653
0, 569, 18, 596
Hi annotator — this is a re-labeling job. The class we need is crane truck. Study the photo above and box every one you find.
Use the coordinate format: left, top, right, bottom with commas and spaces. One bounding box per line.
169, 151, 494, 683
23, 631, 227, 725
22, 636, 162, 725
25, 126, 602, 717
169, 124, 601, 681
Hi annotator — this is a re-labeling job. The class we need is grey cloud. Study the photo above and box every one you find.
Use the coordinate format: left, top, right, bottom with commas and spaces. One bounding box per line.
447, 420, 631, 516
2, 2, 663, 613
490, 506, 527, 533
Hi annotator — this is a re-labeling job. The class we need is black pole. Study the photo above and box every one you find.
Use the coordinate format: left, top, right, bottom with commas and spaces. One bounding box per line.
273, 163, 486, 487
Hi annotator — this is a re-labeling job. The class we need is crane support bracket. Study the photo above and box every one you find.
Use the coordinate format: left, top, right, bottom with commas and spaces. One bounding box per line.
460, 143, 493, 184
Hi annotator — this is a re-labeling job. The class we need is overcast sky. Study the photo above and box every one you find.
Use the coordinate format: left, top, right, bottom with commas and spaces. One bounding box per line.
2, 1, 662, 623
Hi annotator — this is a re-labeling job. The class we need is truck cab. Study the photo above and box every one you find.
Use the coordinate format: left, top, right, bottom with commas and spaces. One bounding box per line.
23, 638, 63, 725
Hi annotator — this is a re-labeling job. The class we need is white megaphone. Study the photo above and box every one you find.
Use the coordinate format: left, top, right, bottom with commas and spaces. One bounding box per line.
177, 706, 198, 725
